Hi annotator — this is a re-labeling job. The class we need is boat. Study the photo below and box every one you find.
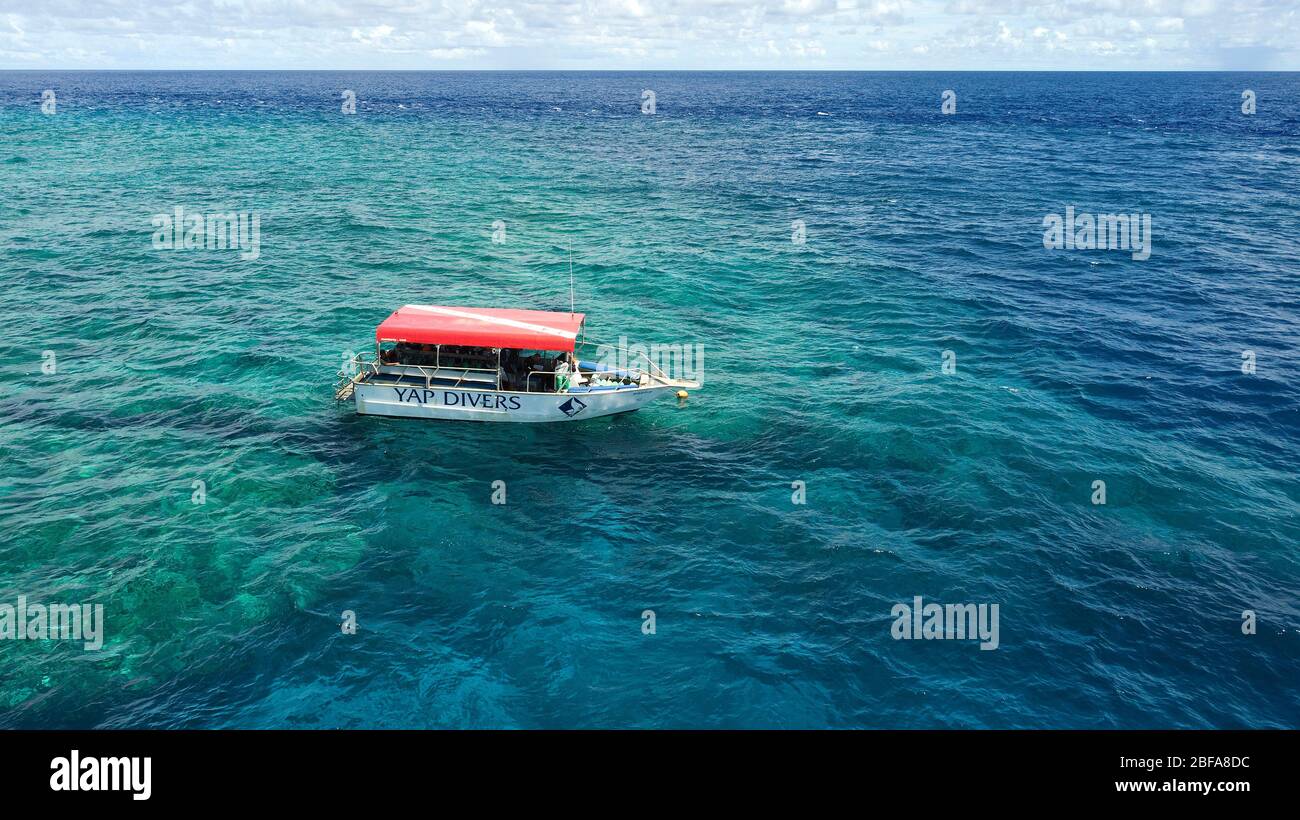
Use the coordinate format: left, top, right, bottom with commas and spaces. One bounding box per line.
334, 304, 700, 422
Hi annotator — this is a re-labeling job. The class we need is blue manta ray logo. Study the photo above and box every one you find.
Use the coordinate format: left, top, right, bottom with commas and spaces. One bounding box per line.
558, 396, 588, 417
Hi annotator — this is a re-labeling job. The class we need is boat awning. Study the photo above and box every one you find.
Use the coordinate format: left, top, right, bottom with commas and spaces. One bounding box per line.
375, 305, 586, 352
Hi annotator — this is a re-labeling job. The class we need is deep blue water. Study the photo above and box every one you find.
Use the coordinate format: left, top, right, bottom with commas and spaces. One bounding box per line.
0, 72, 1298, 728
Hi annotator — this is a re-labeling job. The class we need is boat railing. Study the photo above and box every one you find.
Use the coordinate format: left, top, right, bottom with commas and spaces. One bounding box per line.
336, 353, 501, 398
378, 362, 498, 389
336, 342, 684, 402
523, 370, 568, 392
523, 366, 655, 392
574, 340, 673, 382
334, 352, 381, 401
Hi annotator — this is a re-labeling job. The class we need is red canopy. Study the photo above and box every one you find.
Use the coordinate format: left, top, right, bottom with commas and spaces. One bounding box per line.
376, 305, 586, 352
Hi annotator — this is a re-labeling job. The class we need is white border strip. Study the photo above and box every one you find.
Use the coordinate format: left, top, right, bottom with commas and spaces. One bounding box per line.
404, 305, 578, 340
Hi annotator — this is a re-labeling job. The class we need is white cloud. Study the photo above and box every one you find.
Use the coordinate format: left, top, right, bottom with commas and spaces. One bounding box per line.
464, 20, 505, 46
351, 25, 396, 47
0, 0, 1294, 68
427, 47, 486, 59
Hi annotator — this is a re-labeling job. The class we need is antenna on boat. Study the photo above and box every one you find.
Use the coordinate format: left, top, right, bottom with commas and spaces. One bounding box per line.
568, 239, 575, 316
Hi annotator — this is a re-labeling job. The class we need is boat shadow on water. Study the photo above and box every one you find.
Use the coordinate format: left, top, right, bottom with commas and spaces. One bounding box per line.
329, 397, 684, 478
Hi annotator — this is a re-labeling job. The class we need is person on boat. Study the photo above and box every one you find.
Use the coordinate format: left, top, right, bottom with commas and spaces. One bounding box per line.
523, 352, 545, 391
568, 354, 584, 388
514, 350, 531, 390
553, 353, 573, 393
515, 351, 530, 390
497, 349, 513, 390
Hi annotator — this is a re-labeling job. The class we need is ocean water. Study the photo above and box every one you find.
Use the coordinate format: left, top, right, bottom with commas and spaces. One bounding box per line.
0, 71, 1297, 728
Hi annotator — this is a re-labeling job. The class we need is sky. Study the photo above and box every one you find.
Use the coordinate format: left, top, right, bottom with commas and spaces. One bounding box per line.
1, 0, 1297, 71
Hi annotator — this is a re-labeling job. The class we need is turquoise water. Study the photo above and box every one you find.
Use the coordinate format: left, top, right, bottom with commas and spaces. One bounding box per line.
1, 72, 1298, 728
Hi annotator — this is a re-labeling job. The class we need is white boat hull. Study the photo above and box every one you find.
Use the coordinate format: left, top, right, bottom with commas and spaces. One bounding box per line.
353, 382, 675, 422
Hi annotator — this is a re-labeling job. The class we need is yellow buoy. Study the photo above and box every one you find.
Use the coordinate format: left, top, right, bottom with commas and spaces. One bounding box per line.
676, 390, 689, 399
